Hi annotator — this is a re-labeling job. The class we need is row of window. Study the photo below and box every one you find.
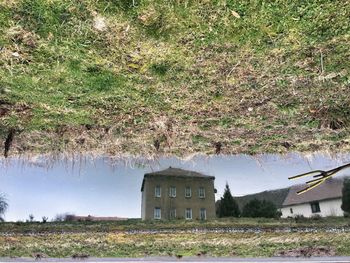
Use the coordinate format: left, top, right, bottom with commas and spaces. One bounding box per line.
155, 186, 205, 198
154, 207, 207, 220
289, 202, 321, 214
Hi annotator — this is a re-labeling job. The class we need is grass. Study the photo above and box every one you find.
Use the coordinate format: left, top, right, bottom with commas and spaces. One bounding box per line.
1, 217, 350, 234
0, 0, 349, 157
2, 232, 350, 258
1, 218, 350, 258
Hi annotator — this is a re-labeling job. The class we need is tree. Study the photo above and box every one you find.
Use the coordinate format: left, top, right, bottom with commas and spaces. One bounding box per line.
0, 194, 8, 222
341, 178, 350, 214
27, 214, 34, 222
241, 199, 279, 218
216, 183, 240, 217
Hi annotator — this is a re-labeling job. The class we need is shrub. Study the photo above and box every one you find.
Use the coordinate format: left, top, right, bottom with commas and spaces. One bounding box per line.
53, 213, 76, 222
53, 214, 65, 222
294, 214, 306, 223
241, 199, 279, 218
64, 214, 76, 222
311, 214, 322, 221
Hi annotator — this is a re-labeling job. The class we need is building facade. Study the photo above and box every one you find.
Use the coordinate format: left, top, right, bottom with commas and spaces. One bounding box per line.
281, 178, 345, 218
281, 198, 343, 218
141, 167, 216, 220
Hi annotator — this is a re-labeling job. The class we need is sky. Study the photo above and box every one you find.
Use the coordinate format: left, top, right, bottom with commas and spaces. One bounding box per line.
1, 153, 350, 222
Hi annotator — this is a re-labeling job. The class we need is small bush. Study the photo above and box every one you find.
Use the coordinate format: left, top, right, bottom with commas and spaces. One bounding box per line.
53, 213, 76, 222
64, 214, 76, 222
241, 199, 279, 218
311, 214, 322, 221
310, 215, 322, 220
294, 214, 306, 223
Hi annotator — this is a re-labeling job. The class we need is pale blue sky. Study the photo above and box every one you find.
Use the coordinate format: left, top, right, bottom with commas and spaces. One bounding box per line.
0, 153, 349, 221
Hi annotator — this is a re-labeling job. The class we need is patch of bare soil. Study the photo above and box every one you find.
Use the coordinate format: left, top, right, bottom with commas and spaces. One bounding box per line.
0, 99, 12, 117
275, 246, 336, 257
0, 100, 31, 118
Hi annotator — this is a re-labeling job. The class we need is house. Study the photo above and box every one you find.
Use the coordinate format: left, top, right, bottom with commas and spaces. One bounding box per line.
280, 178, 345, 218
141, 167, 216, 220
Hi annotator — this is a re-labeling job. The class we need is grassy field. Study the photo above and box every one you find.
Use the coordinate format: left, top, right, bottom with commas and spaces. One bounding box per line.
1, 218, 350, 258
0, 0, 350, 157
1, 217, 350, 233
2, 232, 350, 258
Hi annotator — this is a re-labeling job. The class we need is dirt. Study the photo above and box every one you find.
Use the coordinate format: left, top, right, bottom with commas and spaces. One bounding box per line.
0, 100, 31, 117
0, 99, 12, 117
275, 246, 336, 257
0, 107, 9, 117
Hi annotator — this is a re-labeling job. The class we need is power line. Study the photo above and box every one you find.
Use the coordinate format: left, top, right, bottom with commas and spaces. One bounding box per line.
288, 162, 350, 195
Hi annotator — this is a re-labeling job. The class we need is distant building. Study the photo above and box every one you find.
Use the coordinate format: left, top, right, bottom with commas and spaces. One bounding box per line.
281, 178, 345, 218
140, 167, 216, 220
67, 215, 128, 221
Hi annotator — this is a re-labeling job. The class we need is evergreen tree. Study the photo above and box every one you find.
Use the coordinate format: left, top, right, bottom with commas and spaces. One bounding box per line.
341, 178, 350, 214
217, 183, 240, 217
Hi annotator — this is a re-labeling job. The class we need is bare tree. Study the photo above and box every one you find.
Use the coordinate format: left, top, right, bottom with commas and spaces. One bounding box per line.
0, 193, 8, 222
28, 214, 34, 222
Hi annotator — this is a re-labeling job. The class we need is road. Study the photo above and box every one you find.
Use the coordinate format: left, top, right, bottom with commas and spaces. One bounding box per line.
1, 257, 350, 263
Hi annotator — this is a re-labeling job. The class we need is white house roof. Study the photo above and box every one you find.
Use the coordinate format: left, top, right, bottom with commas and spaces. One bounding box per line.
282, 177, 345, 207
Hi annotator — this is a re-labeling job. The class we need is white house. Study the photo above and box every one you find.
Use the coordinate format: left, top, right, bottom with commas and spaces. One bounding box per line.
281, 178, 345, 218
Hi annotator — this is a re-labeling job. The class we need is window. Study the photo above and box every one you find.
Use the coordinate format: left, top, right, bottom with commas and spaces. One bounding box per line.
154, 207, 161, 219
311, 202, 321, 213
170, 208, 176, 219
185, 208, 192, 220
155, 185, 161, 197
200, 208, 206, 220
290, 208, 293, 214
169, 186, 176, 198
199, 187, 205, 198
185, 187, 192, 198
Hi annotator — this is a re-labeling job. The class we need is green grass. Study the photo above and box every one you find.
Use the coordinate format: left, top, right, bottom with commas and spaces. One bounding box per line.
2, 232, 350, 258
1, 218, 350, 258
1, 217, 350, 233
0, 0, 349, 156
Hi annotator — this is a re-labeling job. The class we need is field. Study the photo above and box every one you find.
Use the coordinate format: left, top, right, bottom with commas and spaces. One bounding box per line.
0, 0, 350, 157
1, 218, 350, 258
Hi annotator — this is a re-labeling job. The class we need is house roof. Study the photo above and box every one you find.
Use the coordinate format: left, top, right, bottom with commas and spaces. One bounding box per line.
141, 167, 214, 191
282, 177, 345, 207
